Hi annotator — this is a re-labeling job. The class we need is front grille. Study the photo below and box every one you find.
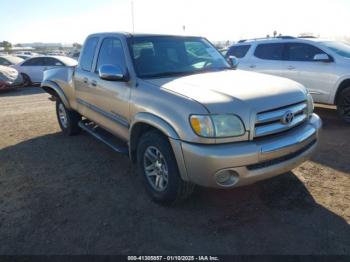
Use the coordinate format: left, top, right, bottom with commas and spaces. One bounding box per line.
247, 139, 316, 170
254, 101, 308, 138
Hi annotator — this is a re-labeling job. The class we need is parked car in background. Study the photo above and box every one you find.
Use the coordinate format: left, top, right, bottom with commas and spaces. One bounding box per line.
226, 36, 350, 123
16, 54, 33, 60
41, 32, 321, 204
15, 51, 39, 56
12, 56, 78, 85
0, 65, 24, 90
0, 55, 24, 66
70, 51, 80, 61
47, 51, 65, 56
219, 48, 228, 56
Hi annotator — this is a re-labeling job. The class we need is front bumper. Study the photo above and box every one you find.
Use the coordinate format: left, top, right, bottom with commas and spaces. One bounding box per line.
177, 113, 322, 188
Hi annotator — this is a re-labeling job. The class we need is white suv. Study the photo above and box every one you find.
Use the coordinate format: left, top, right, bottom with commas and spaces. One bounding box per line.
226, 36, 350, 123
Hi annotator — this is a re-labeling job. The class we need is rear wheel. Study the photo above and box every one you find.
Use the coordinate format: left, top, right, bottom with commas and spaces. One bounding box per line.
337, 87, 350, 124
21, 73, 32, 87
56, 99, 81, 135
137, 130, 194, 205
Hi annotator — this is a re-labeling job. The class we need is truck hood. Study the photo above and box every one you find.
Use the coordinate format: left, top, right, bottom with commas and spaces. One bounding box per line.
145, 70, 307, 114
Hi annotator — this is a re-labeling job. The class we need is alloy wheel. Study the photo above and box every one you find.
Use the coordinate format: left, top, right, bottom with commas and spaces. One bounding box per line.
143, 146, 169, 192
58, 103, 68, 128
339, 93, 350, 121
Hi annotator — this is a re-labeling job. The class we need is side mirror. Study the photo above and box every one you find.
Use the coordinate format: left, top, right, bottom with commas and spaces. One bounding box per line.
98, 64, 126, 81
313, 54, 332, 62
227, 56, 239, 69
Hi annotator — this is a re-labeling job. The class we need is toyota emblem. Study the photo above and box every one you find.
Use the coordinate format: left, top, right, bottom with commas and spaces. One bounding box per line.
282, 111, 294, 125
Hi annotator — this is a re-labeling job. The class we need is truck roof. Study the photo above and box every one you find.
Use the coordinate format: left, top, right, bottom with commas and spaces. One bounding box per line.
87, 32, 201, 39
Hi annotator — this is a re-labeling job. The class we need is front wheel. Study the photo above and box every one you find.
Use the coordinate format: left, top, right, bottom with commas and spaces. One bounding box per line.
337, 87, 350, 124
137, 130, 194, 205
56, 99, 81, 135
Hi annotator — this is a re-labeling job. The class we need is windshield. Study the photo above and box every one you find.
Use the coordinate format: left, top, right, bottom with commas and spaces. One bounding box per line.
128, 36, 230, 78
321, 41, 350, 59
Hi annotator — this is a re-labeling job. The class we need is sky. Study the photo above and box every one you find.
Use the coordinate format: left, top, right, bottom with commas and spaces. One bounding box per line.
1, 0, 350, 44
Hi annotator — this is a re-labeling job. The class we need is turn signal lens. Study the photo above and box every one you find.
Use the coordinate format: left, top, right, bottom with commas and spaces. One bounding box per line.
190, 114, 245, 138
190, 115, 214, 137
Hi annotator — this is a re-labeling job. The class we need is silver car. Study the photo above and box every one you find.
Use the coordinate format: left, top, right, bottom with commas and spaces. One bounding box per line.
227, 36, 350, 122
0, 65, 24, 90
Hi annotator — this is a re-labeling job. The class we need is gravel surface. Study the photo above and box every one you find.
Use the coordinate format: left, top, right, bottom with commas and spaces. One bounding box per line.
0, 87, 349, 255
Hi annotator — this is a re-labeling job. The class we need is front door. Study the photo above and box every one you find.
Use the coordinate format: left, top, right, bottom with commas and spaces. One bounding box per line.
74, 36, 100, 120
89, 36, 131, 141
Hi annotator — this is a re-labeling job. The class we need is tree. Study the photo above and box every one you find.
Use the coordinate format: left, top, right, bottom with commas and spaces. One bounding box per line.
0, 41, 12, 52
14, 43, 23, 47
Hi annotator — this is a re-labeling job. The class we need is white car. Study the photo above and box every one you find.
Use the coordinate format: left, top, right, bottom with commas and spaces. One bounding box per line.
0, 55, 24, 66
12, 56, 78, 85
226, 36, 350, 122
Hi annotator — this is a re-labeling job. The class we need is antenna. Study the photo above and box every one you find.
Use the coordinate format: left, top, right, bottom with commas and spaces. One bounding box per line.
131, 1, 135, 33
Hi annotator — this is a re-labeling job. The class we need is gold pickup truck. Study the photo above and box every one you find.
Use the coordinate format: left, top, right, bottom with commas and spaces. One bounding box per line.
41, 32, 322, 205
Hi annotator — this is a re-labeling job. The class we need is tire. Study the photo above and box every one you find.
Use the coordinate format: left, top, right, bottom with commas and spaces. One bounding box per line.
21, 73, 32, 87
336, 87, 350, 124
137, 130, 194, 205
56, 99, 81, 135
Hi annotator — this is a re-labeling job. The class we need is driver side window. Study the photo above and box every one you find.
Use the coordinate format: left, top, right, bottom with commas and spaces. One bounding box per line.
95, 37, 126, 74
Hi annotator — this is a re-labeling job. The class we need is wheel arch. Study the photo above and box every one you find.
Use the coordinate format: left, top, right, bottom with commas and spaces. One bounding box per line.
335, 79, 350, 104
129, 112, 180, 162
128, 113, 189, 181
41, 80, 71, 109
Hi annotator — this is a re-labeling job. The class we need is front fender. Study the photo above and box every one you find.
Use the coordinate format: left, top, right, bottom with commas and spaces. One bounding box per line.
129, 113, 190, 182
130, 112, 180, 140
41, 80, 71, 109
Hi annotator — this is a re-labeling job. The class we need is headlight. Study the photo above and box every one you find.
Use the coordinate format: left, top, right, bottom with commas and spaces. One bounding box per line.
190, 114, 245, 138
307, 93, 314, 117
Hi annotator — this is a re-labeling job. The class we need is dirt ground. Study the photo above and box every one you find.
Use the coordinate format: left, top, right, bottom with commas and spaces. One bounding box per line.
0, 87, 349, 255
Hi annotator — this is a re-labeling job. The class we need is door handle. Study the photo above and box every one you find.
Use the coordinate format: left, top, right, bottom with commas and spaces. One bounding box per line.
287, 66, 296, 70
249, 65, 256, 69
83, 77, 88, 84
91, 80, 97, 87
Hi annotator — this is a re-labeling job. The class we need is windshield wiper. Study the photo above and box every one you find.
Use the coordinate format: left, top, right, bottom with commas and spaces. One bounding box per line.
140, 71, 195, 79
140, 67, 230, 79
193, 67, 231, 74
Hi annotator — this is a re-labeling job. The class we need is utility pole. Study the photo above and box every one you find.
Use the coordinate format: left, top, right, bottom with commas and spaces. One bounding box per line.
131, 1, 135, 33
